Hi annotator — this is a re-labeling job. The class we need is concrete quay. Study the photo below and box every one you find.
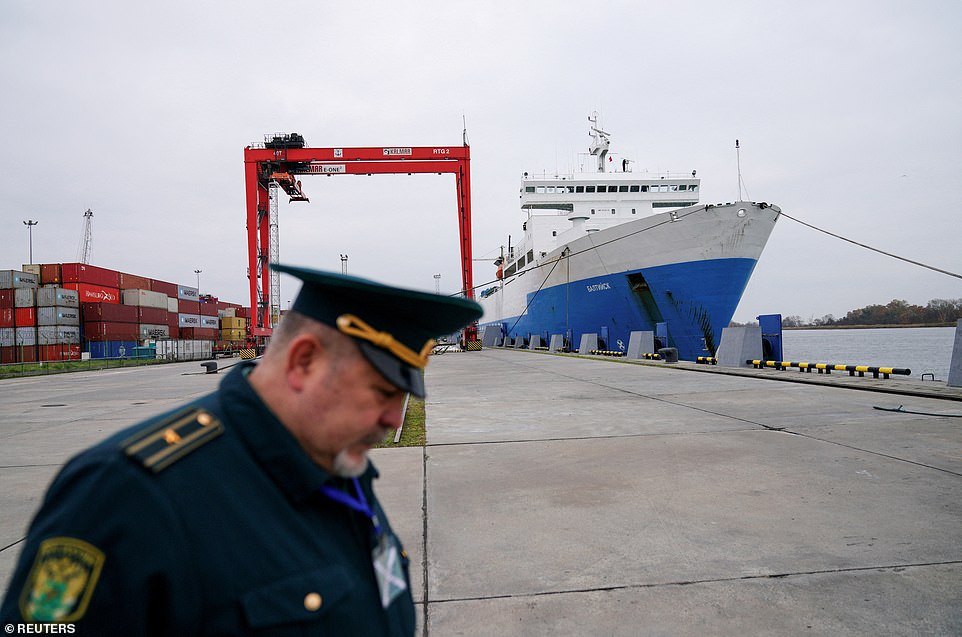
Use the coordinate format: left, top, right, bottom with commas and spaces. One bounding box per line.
2, 351, 961, 635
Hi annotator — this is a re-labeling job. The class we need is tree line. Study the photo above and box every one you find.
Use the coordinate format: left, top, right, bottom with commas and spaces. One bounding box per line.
733, 298, 962, 328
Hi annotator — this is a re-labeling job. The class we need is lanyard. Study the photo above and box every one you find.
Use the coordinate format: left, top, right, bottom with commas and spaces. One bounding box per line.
319, 478, 383, 537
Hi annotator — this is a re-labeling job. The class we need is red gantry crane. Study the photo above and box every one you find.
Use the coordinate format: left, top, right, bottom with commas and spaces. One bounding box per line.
244, 133, 476, 345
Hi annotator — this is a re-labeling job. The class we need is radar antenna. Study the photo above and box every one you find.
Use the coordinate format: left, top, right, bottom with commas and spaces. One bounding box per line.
588, 112, 611, 173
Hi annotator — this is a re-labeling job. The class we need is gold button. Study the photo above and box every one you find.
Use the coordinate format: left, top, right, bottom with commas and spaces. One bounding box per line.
197, 412, 212, 426
304, 592, 322, 612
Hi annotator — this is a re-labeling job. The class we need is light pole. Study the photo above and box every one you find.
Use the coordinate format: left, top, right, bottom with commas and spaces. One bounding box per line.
194, 269, 202, 293
340, 254, 348, 274
434, 273, 441, 294
23, 220, 38, 264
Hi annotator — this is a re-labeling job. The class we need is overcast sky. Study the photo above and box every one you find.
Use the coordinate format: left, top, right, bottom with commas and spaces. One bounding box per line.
2, 1, 960, 322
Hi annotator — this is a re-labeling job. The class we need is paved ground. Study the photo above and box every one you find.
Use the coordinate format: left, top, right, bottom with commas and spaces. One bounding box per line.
2, 352, 961, 635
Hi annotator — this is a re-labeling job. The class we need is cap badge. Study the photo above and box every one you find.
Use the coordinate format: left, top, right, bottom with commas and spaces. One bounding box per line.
336, 314, 435, 369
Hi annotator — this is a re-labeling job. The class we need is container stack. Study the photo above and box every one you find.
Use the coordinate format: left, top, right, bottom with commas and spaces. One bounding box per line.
0, 261, 250, 363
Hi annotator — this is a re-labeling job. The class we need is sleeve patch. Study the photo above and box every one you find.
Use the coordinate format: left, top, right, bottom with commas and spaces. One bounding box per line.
121, 406, 224, 473
19, 537, 105, 623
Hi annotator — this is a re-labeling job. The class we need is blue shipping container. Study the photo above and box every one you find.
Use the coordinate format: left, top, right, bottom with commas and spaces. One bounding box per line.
87, 341, 138, 359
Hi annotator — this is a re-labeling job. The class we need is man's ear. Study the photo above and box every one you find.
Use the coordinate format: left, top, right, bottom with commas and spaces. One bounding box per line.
286, 334, 323, 391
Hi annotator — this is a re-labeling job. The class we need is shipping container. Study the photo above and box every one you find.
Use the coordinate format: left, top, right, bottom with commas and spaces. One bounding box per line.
38, 325, 81, 344
17, 346, 37, 363
122, 288, 168, 309
83, 322, 140, 341
220, 328, 247, 341
136, 306, 167, 324
14, 288, 36, 308
178, 313, 201, 328
16, 326, 37, 346
218, 307, 237, 318
0, 270, 39, 288
21, 264, 41, 277
0, 309, 12, 328
155, 339, 213, 361
151, 279, 178, 297
62, 283, 120, 304
220, 317, 246, 329
37, 287, 80, 308
179, 327, 218, 340
14, 308, 36, 326
87, 340, 138, 359
138, 324, 170, 339
37, 344, 82, 361
40, 263, 62, 285
178, 300, 200, 315
200, 315, 219, 329
177, 285, 199, 301
60, 263, 120, 288
118, 272, 151, 290
198, 302, 218, 317
236, 307, 251, 319
37, 306, 81, 326
0, 346, 15, 364
166, 297, 179, 313
80, 302, 138, 323
0, 290, 12, 309
0, 327, 13, 347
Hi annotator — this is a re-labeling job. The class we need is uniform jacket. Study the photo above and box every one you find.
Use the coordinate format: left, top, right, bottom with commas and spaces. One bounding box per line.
0, 362, 416, 636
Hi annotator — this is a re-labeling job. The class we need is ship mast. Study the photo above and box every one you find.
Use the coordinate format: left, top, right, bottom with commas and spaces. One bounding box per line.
588, 112, 610, 173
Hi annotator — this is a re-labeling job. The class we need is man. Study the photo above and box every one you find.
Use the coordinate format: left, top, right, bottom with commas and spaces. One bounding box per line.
1, 264, 482, 635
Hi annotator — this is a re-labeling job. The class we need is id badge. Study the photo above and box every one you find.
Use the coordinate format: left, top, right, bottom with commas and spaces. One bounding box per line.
372, 533, 407, 608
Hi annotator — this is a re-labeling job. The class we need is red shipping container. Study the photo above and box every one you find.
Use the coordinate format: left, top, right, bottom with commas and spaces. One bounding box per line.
63, 283, 120, 304
0, 346, 15, 364
40, 263, 62, 285
236, 307, 251, 319
137, 306, 168, 324
83, 322, 140, 342
179, 300, 200, 315
151, 280, 178, 297
119, 272, 152, 290
15, 307, 36, 326
81, 302, 138, 323
61, 263, 121, 288
179, 327, 218, 340
199, 302, 218, 317
0, 308, 12, 328
38, 344, 82, 362
17, 346, 37, 363
0, 290, 12, 309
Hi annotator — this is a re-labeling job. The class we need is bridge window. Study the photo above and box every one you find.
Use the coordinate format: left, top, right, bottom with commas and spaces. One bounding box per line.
586, 186, 596, 193
619, 185, 629, 192
576, 185, 585, 193
641, 185, 649, 192
536, 186, 546, 193
525, 186, 535, 193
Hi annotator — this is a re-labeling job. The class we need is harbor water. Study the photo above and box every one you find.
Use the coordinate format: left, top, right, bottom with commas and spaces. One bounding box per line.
781, 326, 956, 382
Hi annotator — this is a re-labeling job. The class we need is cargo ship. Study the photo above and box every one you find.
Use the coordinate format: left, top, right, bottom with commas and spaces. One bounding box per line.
477, 116, 781, 360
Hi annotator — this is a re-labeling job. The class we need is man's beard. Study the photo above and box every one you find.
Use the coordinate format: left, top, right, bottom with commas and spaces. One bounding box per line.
332, 448, 370, 478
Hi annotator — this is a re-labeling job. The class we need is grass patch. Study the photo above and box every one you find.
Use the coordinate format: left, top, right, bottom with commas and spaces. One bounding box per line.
377, 394, 426, 448
0, 357, 169, 380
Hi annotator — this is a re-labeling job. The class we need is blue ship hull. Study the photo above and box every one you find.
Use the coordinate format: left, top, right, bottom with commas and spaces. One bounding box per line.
481, 256, 759, 360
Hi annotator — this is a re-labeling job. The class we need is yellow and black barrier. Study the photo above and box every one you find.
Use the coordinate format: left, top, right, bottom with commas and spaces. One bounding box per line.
696, 357, 717, 365
641, 352, 663, 360
747, 360, 911, 379
590, 349, 625, 357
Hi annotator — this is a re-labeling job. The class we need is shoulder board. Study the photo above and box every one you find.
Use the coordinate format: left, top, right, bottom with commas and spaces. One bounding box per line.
120, 406, 224, 473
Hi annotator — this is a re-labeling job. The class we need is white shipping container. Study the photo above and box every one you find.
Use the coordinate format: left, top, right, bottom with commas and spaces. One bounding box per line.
36, 287, 80, 308
122, 289, 169, 309
0, 270, 39, 289
139, 324, 170, 339
200, 316, 219, 328
37, 306, 81, 326
167, 297, 179, 313
0, 327, 14, 347
177, 285, 199, 301
14, 288, 36, 308
178, 314, 201, 328
15, 326, 37, 346
21, 264, 41, 276
38, 325, 81, 344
